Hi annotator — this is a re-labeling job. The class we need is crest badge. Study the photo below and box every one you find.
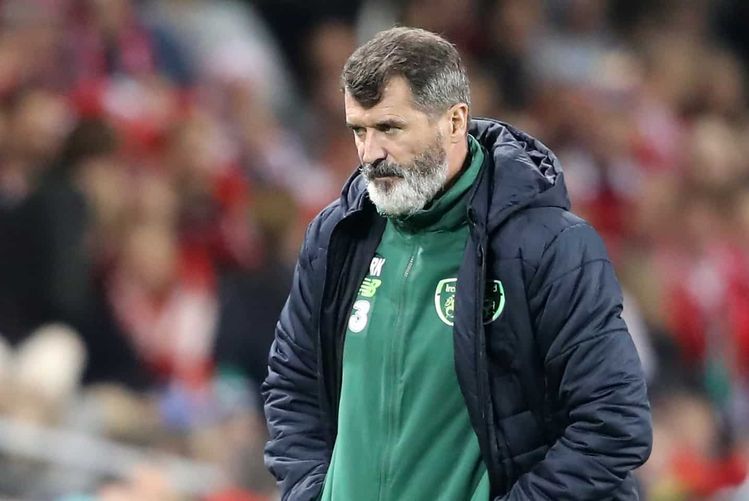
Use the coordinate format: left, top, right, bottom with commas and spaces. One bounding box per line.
434, 278, 506, 327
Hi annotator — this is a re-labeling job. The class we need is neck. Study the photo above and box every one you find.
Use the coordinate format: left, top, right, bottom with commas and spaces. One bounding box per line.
443, 135, 470, 189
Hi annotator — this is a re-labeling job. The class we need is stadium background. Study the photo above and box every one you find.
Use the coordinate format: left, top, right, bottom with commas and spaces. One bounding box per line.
0, 0, 748, 499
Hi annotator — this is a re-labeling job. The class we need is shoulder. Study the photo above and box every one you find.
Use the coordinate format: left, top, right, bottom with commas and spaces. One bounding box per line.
301, 199, 346, 266
491, 207, 608, 271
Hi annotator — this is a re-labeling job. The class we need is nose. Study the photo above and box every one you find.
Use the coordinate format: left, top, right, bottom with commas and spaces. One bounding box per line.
359, 131, 386, 166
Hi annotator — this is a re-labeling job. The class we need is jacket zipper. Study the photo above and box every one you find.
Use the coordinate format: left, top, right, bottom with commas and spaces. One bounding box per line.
378, 240, 418, 501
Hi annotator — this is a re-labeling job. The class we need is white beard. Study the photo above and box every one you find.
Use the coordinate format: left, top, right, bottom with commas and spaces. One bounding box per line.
362, 133, 449, 217
366, 162, 448, 217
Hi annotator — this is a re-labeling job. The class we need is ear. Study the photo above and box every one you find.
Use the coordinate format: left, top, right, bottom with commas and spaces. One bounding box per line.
448, 103, 469, 142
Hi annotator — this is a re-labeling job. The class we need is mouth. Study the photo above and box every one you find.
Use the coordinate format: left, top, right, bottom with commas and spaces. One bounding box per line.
367, 169, 404, 183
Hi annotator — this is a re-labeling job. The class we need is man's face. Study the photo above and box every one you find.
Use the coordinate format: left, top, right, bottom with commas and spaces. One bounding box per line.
344, 76, 450, 216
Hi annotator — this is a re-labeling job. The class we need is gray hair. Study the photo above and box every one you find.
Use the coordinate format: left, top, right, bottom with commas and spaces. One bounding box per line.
341, 27, 471, 115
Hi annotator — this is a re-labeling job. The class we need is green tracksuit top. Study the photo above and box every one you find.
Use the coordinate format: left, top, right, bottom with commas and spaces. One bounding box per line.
320, 135, 490, 501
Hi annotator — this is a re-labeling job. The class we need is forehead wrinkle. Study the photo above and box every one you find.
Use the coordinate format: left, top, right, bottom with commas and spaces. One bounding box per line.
346, 103, 408, 128
345, 77, 422, 124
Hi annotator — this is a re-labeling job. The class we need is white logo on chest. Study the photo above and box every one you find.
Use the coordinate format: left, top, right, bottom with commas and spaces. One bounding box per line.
369, 256, 385, 277
347, 256, 387, 334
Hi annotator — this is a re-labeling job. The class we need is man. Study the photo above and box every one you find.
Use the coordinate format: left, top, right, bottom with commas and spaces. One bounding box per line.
263, 27, 652, 500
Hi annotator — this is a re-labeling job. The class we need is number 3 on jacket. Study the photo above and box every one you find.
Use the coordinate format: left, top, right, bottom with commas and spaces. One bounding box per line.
348, 299, 371, 333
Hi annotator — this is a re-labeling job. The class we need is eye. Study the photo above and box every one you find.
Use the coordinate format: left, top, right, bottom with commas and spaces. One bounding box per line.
352, 127, 366, 138
378, 124, 399, 135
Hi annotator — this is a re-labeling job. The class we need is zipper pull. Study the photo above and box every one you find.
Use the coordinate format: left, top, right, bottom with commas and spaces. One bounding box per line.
467, 208, 477, 229
477, 245, 484, 265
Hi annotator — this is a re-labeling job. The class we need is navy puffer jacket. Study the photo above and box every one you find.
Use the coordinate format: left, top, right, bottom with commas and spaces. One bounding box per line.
263, 119, 652, 500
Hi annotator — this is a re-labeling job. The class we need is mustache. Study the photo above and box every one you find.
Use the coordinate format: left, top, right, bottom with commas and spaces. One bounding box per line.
360, 160, 404, 180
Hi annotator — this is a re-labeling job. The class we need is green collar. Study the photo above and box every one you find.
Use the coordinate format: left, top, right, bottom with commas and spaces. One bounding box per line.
392, 134, 485, 234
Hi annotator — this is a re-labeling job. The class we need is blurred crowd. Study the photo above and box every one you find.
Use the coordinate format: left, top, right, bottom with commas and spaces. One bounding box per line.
0, 0, 748, 499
